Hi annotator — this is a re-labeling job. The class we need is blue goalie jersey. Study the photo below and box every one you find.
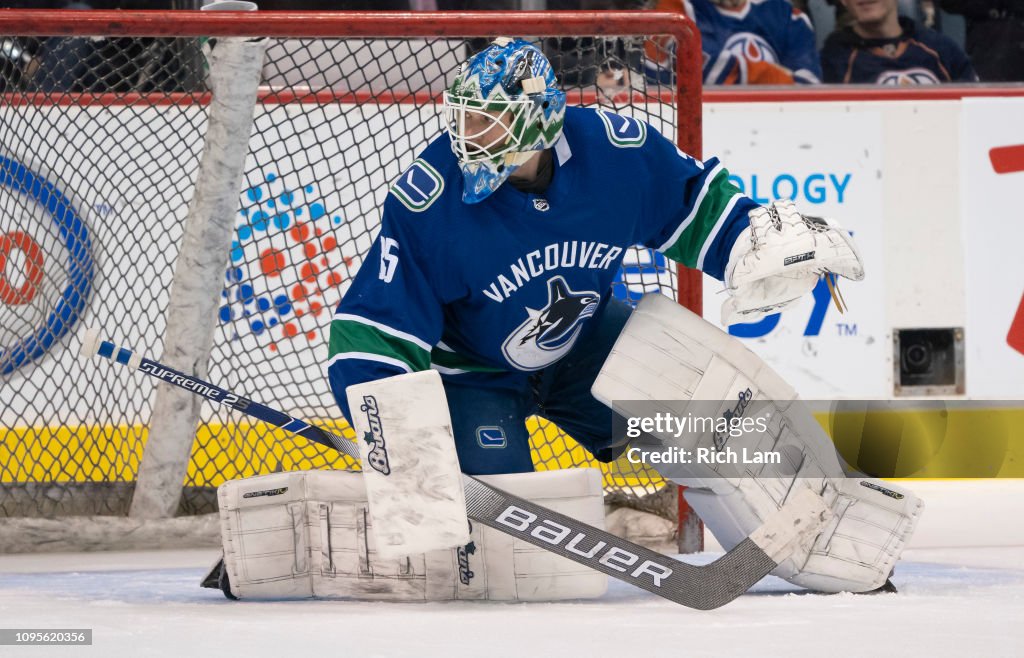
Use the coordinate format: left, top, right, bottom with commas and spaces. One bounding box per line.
327, 106, 757, 420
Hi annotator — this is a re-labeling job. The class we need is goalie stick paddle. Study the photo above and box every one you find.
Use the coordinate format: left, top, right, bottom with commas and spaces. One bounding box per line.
81, 328, 827, 610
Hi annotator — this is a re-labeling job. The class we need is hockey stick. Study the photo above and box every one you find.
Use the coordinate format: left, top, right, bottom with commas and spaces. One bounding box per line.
81, 328, 828, 610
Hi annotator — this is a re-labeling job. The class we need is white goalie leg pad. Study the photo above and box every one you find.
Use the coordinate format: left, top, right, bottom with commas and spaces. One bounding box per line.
685, 478, 924, 592
787, 477, 923, 592
455, 469, 608, 602
218, 469, 435, 600
217, 468, 607, 601
346, 370, 469, 558
592, 293, 844, 490
592, 293, 924, 592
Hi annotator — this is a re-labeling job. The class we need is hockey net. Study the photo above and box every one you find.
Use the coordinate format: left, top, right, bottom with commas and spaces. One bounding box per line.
0, 10, 703, 552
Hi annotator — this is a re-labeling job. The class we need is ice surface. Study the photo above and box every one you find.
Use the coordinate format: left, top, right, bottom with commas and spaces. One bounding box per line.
1, 481, 1021, 658
0, 545, 1020, 658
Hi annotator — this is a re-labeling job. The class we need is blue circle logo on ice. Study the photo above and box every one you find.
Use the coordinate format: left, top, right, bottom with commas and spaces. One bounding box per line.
0, 155, 93, 375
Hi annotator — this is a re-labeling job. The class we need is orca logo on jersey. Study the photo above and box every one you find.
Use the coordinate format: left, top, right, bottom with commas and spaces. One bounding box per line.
501, 275, 599, 370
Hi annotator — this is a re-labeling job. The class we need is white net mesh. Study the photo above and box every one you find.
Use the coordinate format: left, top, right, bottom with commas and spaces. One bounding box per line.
0, 16, 697, 530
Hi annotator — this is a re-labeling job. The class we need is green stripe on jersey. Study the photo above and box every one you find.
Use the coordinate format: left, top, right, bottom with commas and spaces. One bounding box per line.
329, 318, 430, 372
661, 167, 743, 268
430, 347, 506, 373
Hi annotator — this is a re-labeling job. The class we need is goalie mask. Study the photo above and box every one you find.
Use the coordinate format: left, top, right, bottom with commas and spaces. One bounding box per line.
444, 38, 567, 204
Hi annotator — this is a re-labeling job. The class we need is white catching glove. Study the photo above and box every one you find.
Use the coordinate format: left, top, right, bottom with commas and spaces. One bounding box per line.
722, 199, 865, 326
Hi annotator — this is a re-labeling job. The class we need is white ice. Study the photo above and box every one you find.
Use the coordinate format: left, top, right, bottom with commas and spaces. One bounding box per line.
1, 482, 1021, 658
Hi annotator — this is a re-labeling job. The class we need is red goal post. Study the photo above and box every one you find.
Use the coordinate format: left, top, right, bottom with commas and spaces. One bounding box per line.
0, 10, 703, 552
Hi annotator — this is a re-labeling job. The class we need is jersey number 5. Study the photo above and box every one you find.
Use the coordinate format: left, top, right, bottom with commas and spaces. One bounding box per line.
379, 237, 399, 283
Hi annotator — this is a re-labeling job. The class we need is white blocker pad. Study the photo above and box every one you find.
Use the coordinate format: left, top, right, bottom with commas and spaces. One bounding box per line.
345, 370, 469, 558
216, 468, 607, 602
592, 293, 923, 592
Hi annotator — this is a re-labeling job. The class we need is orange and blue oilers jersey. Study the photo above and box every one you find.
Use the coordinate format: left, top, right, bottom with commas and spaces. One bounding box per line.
644, 0, 821, 85
820, 16, 978, 84
326, 106, 758, 421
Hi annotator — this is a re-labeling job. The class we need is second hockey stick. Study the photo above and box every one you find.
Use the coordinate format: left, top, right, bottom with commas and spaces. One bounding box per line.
82, 328, 828, 610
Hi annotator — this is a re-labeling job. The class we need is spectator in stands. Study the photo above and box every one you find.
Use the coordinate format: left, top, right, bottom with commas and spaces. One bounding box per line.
823, 0, 935, 30
919, 0, 939, 29
643, 0, 822, 85
22, 0, 207, 92
433, 1, 521, 48
820, 0, 977, 84
940, 1, 1024, 81
439, 1, 649, 94
24, 2, 99, 92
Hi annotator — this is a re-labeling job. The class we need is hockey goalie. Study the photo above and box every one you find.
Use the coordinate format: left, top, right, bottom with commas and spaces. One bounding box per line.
208, 38, 922, 603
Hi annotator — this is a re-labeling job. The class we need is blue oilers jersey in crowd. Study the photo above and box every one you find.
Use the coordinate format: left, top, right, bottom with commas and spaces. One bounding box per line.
644, 0, 821, 85
327, 106, 757, 421
821, 16, 978, 84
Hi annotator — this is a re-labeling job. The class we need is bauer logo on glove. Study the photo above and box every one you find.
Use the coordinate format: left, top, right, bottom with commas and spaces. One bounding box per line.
722, 199, 865, 326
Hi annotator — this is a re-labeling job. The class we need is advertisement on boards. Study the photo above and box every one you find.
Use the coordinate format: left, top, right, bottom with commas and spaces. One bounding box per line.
702, 107, 887, 397
960, 98, 1024, 397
